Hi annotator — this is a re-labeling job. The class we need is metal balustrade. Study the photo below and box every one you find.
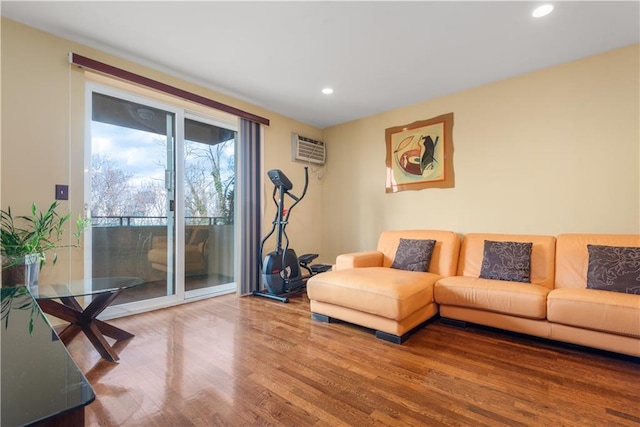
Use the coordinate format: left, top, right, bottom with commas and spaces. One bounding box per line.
91, 216, 233, 227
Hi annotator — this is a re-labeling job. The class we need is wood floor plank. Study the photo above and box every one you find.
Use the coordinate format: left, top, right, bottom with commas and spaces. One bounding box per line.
60, 292, 640, 426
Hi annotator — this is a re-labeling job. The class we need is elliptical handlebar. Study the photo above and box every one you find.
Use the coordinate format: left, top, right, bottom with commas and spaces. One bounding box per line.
279, 168, 307, 273
283, 167, 308, 217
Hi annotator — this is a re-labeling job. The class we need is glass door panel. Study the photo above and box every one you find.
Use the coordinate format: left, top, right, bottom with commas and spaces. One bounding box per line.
89, 91, 176, 305
183, 117, 236, 295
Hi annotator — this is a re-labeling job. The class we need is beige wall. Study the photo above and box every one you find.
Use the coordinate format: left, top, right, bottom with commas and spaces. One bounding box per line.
321, 44, 640, 260
1, 18, 324, 282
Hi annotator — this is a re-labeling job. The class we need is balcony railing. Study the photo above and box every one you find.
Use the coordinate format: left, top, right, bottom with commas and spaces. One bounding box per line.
90, 216, 234, 282
91, 216, 233, 227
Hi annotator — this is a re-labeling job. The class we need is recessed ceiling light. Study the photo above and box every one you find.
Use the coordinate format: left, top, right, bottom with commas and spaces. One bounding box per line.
532, 4, 554, 18
322, 87, 334, 95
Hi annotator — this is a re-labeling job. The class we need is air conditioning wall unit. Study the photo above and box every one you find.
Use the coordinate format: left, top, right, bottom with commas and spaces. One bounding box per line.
291, 133, 326, 165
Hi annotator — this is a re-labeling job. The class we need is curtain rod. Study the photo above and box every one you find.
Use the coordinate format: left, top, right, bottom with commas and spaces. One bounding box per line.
69, 52, 269, 126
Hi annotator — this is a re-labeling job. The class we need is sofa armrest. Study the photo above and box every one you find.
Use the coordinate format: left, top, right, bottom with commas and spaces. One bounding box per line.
335, 251, 383, 270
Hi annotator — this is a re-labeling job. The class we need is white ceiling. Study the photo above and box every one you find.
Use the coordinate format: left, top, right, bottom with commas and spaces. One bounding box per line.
2, 1, 639, 128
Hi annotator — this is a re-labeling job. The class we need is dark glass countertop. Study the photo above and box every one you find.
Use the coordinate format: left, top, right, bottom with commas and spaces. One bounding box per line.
33, 276, 144, 300
1, 286, 95, 426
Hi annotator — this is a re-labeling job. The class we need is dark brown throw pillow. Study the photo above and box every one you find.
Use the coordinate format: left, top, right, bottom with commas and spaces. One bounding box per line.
479, 240, 532, 283
391, 238, 436, 272
586, 245, 640, 294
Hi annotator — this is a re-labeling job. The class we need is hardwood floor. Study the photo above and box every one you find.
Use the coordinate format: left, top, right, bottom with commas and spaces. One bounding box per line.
113, 275, 234, 305
63, 292, 640, 426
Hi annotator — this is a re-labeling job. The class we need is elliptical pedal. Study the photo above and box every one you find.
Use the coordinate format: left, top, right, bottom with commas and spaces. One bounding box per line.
298, 253, 319, 266
310, 264, 332, 274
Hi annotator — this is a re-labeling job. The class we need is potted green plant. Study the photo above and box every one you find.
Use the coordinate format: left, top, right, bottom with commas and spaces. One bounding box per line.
1, 201, 89, 287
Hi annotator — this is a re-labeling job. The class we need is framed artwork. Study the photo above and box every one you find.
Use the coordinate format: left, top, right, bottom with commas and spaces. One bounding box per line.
385, 112, 454, 193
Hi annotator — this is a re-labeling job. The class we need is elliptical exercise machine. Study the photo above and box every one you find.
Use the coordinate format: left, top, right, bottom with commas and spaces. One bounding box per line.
253, 167, 331, 303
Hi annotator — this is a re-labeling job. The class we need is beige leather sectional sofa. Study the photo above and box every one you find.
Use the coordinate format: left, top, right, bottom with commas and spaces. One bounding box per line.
307, 230, 640, 357
307, 230, 460, 343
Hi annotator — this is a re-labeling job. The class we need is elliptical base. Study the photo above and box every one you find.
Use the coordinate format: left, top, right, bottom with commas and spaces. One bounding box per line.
252, 285, 307, 303
252, 290, 290, 303
252, 278, 307, 304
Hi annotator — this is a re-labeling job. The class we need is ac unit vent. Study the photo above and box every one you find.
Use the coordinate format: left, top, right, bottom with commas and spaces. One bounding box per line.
291, 133, 326, 165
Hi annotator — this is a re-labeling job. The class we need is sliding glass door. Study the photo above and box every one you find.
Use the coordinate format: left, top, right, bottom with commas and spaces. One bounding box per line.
182, 116, 236, 297
86, 84, 236, 311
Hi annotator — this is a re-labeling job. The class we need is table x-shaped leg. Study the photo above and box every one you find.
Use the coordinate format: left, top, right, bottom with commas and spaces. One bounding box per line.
37, 289, 133, 362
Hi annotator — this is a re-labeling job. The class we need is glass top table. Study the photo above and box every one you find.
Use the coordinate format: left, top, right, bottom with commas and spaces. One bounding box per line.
1, 286, 95, 427
33, 276, 144, 300
33, 277, 144, 363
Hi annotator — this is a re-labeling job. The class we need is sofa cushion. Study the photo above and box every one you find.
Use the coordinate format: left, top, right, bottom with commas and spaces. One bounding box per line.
457, 233, 556, 289
376, 230, 461, 276
586, 245, 640, 294
479, 240, 532, 283
548, 288, 640, 338
391, 238, 436, 272
435, 276, 550, 319
555, 234, 640, 289
306, 267, 440, 321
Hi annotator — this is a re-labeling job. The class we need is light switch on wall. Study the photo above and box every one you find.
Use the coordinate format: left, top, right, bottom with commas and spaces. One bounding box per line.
55, 184, 69, 200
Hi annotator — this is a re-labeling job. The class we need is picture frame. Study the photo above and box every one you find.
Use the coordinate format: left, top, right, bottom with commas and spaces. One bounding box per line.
385, 112, 454, 193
